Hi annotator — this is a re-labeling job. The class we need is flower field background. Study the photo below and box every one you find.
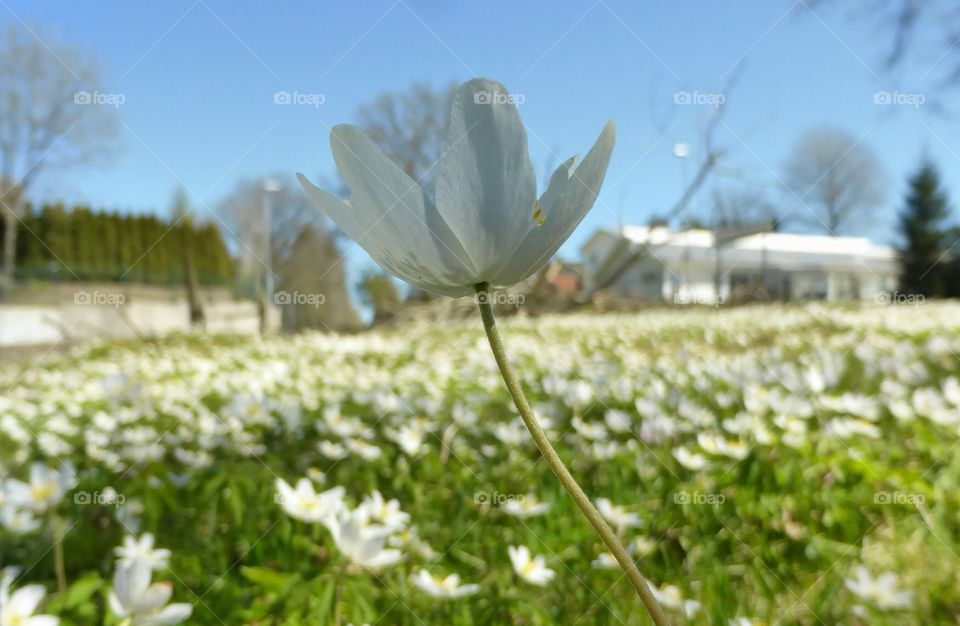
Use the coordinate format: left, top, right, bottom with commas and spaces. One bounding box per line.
2, 304, 959, 625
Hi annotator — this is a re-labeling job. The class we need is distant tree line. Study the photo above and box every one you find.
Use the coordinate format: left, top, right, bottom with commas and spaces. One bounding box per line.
2, 203, 233, 285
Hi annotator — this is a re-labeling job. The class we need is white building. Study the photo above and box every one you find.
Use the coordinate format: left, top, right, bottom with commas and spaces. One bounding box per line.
581, 226, 899, 303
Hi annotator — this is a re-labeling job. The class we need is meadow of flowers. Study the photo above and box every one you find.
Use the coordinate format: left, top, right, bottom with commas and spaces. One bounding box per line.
1, 303, 958, 625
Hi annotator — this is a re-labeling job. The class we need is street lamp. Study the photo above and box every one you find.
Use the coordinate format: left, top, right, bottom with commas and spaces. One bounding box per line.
262, 178, 280, 333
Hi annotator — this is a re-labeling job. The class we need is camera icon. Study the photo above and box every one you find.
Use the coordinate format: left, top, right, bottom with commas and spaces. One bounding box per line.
474, 91, 491, 105
673, 91, 691, 105
74, 291, 91, 305
673, 490, 690, 505
73, 91, 92, 105
873, 90, 891, 105
273, 90, 292, 105
274, 290, 291, 305
74, 491, 91, 505
875, 292, 890, 305
874, 491, 890, 504
473, 490, 489, 504
474, 291, 490, 305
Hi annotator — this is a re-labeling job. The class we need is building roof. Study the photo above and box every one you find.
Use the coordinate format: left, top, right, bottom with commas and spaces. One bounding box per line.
583, 226, 899, 275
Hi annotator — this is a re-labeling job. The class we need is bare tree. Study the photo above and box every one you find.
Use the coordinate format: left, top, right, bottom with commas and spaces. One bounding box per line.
590, 69, 746, 293
169, 187, 204, 326
810, 1, 956, 73
217, 175, 358, 332
0, 25, 120, 294
708, 187, 778, 229
355, 81, 455, 189
783, 128, 886, 235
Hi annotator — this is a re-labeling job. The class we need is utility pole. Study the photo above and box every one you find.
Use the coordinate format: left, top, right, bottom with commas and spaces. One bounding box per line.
261, 178, 280, 334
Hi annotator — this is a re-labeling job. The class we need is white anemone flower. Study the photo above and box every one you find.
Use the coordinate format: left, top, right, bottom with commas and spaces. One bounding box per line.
412, 570, 479, 599
327, 509, 403, 570
274, 479, 345, 525
591, 552, 619, 570
357, 491, 410, 532
603, 409, 633, 433
387, 425, 427, 457
844, 565, 913, 610
0, 567, 59, 626
650, 583, 701, 618
0, 508, 42, 534
108, 558, 192, 625
297, 77, 614, 297
595, 498, 642, 530
507, 545, 555, 587
4, 463, 76, 513
501, 494, 551, 518
114, 534, 171, 571
672, 446, 709, 470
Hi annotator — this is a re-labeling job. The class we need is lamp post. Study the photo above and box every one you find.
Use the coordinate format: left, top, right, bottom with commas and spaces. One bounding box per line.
261, 178, 280, 334
672, 143, 690, 301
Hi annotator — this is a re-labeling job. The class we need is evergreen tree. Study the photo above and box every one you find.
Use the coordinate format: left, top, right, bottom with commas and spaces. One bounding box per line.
898, 160, 952, 296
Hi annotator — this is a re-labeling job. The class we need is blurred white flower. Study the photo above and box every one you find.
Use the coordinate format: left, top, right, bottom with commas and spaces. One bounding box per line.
0, 567, 59, 626
697, 433, 749, 460
844, 565, 912, 610
673, 446, 708, 470
318, 440, 347, 460
115, 534, 171, 571
346, 439, 382, 461
387, 425, 427, 457
632, 536, 657, 556
297, 78, 614, 296
595, 498, 641, 530
650, 583, 701, 618
508, 545, 555, 586
4, 463, 76, 513
603, 409, 632, 433
591, 552, 618, 570
493, 420, 527, 446
327, 508, 403, 570
108, 558, 192, 625
275, 479, 345, 525
571, 416, 607, 441
501, 494, 550, 518
412, 570, 479, 598
358, 491, 410, 532
0, 508, 42, 534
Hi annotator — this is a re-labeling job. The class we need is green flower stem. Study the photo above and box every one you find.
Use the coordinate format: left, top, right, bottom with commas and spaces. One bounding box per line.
476, 284, 671, 626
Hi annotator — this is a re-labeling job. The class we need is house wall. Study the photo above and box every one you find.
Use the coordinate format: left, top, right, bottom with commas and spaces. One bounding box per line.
582, 230, 900, 304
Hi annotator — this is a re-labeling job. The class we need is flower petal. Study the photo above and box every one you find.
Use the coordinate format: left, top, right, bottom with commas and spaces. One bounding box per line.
135, 582, 173, 613
492, 120, 615, 286
297, 173, 472, 297
327, 124, 477, 290
9, 585, 45, 615
140, 603, 193, 625
435, 78, 536, 279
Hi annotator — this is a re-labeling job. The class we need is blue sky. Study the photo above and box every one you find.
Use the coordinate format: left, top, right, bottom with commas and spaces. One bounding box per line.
7, 0, 959, 274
